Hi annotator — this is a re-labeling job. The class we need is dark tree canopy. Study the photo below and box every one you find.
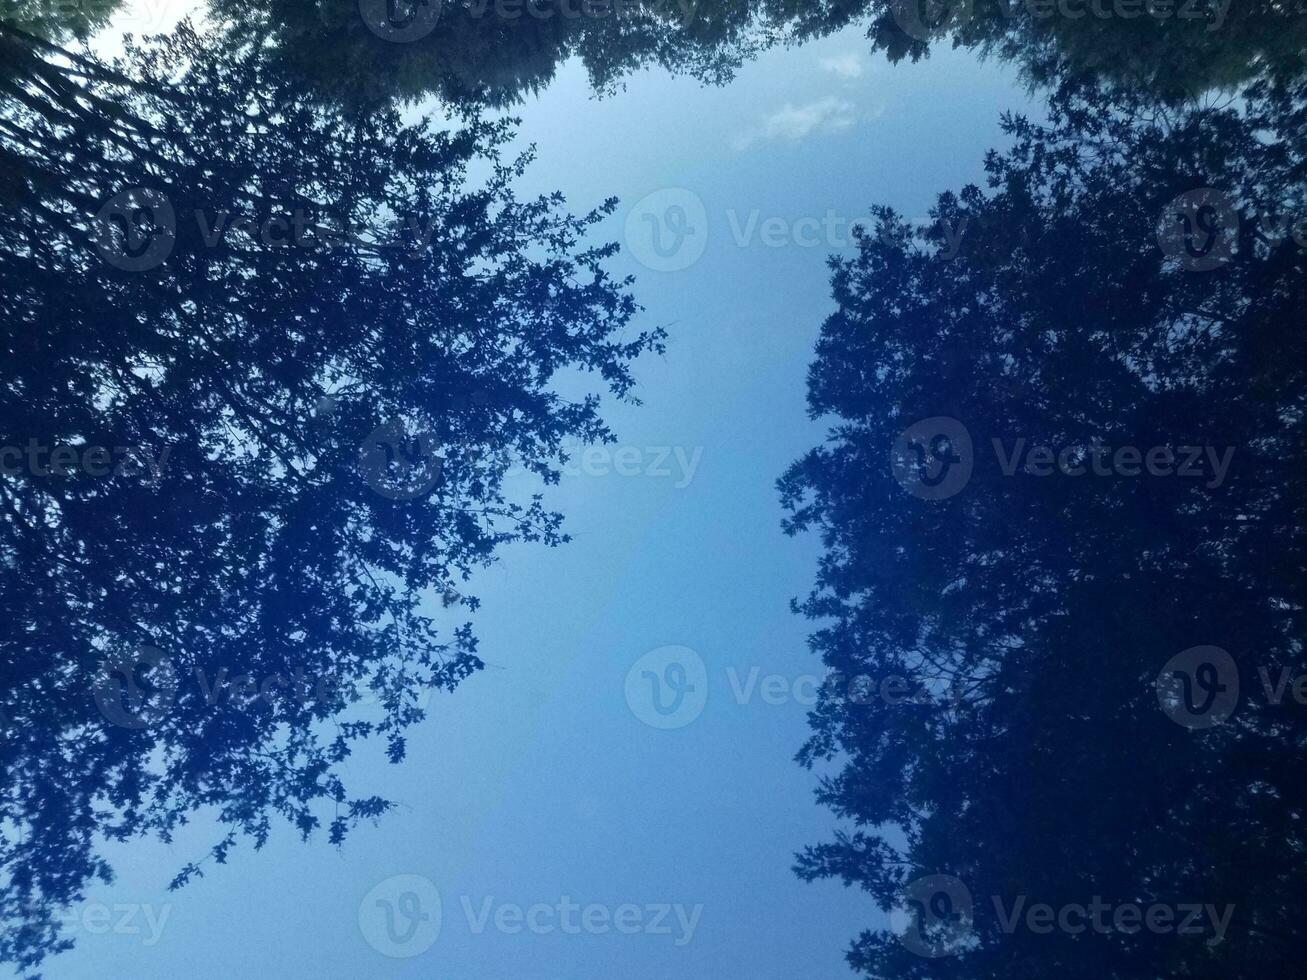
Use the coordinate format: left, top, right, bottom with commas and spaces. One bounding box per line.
0, 0, 124, 40
7, 0, 1301, 110
2, 0, 1304, 973
0, 22, 660, 975
781, 72, 1307, 979
758, 0, 1307, 101
205, 0, 764, 107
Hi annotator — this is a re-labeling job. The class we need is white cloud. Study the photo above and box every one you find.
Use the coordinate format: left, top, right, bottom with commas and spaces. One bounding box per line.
819, 53, 866, 80
733, 97, 861, 151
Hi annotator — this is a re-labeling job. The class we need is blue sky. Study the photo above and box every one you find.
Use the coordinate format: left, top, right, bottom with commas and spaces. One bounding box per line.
63, 17, 1037, 979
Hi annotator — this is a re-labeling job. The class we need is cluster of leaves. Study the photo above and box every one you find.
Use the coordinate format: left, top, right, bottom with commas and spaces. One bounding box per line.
0, 0, 124, 41
219, 0, 1307, 107
781, 74, 1307, 978
760, 0, 1307, 101
8, 0, 1301, 111
206, 0, 767, 107
0, 22, 661, 975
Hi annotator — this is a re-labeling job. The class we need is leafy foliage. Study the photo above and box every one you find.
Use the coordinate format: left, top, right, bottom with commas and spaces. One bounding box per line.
0, 22, 660, 975
0, 0, 124, 40
781, 74, 1307, 978
206, 0, 765, 106
758, 0, 1307, 100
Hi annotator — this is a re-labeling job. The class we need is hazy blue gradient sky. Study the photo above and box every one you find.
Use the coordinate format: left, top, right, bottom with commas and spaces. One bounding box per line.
61, 15, 1037, 978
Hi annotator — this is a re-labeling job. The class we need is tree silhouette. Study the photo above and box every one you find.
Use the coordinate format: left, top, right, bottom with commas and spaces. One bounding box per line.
12, 0, 1297, 114
205, 0, 763, 107
781, 72, 1307, 978
759, 0, 1307, 101
196, 0, 1307, 107
0, 22, 661, 975
0, 0, 125, 40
